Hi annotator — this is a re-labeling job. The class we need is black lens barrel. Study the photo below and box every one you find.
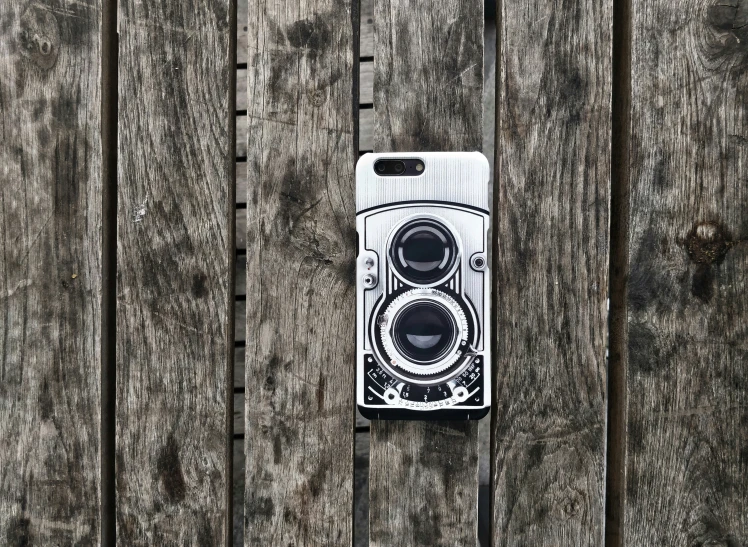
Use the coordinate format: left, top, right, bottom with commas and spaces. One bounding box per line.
389, 219, 458, 285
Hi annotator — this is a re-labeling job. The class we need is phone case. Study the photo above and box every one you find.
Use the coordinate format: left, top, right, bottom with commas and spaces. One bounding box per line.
355, 151, 491, 420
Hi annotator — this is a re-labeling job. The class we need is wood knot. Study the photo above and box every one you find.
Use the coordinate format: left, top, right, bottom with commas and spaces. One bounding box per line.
308, 88, 326, 107
683, 221, 734, 265
549, 486, 586, 521
707, 2, 748, 61
18, 6, 59, 70
560, 490, 583, 518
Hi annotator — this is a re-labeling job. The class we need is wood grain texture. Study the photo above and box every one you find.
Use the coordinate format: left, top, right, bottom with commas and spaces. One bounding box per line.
236, 63, 373, 111
243, 0, 356, 543
369, 0, 483, 545
234, 391, 368, 432
238, 0, 372, 63
0, 0, 104, 543
237, 108, 372, 157
115, 0, 234, 543
622, 1, 748, 544
491, 0, 611, 543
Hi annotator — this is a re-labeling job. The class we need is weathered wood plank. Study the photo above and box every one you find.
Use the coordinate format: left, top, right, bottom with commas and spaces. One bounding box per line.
237, 68, 246, 109
237, 63, 373, 111
369, 1, 484, 545
237, 0, 247, 64
237, 108, 372, 157
115, 0, 234, 543
237, 162, 247, 204
0, 1, 105, 543
360, 62, 374, 104
233, 434, 370, 547
238, 0, 372, 64
360, 0, 373, 59
621, 2, 748, 544
235, 300, 245, 342
491, 0, 612, 544
236, 208, 246, 250
234, 391, 368, 432
243, 0, 356, 544
232, 438, 244, 547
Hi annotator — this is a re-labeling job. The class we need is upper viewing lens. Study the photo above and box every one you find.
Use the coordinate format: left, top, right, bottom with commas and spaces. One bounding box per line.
390, 219, 458, 285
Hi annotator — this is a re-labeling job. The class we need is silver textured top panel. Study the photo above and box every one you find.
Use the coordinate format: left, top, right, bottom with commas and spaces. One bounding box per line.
356, 152, 490, 212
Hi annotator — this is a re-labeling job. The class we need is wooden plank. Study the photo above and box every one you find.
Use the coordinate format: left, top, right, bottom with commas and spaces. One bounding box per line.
237, 68, 247, 110
238, 0, 372, 64
369, 0, 483, 545
115, 0, 234, 543
236, 208, 246, 250
237, 108, 372, 157
237, 0, 247, 64
237, 162, 247, 204
360, 62, 374, 105
0, 0, 105, 543
238, 63, 373, 111
232, 435, 370, 547
620, 2, 748, 544
243, 0, 356, 544
235, 300, 245, 343
360, 0, 373, 58
359, 108, 373, 151
232, 438, 244, 547
491, 0, 612, 543
234, 391, 368, 432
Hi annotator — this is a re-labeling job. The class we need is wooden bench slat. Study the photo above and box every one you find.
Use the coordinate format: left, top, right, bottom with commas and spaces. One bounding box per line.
237, 0, 373, 64
491, 0, 612, 544
238, 63, 374, 111
369, 0, 484, 545
233, 392, 368, 434
620, 2, 748, 543
236, 108, 372, 158
242, 0, 356, 543
0, 1, 105, 543
115, 0, 234, 543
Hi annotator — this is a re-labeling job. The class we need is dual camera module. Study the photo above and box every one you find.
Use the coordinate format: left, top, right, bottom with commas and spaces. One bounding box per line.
374, 158, 425, 176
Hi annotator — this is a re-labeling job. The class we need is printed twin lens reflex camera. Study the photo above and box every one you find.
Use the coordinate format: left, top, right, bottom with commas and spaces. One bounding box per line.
356, 152, 491, 420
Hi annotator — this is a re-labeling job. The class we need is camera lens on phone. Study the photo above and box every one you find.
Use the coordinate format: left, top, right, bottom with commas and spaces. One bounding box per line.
390, 219, 458, 285
393, 301, 457, 364
376, 162, 386, 173
393, 161, 405, 173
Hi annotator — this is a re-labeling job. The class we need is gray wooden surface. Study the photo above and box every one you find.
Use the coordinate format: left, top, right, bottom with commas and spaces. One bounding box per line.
369, 0, 484, 545
620, 1, 748, 544
238, 0, 372, 63
115, 0, 234, 543
491, 0, 612, 544
242, 0, 357, 543
234, 19, 498, 546
0, 0, 105, 543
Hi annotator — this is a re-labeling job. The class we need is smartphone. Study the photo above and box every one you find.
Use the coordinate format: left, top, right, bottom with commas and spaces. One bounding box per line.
355, 152, 491, 420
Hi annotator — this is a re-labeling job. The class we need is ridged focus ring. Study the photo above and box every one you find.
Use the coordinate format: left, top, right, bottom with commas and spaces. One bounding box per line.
379, 288, 469, 377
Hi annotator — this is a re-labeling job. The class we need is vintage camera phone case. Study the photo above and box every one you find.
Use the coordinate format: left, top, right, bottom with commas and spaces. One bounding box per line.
356, 152, 491, 420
